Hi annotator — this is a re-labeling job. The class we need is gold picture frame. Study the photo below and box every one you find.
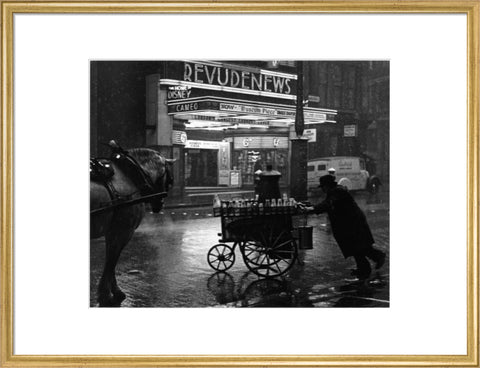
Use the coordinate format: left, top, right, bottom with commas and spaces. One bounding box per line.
1, 1, 478, 367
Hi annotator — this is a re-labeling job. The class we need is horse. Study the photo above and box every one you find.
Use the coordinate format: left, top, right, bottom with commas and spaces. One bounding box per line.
90, 145, 174, 307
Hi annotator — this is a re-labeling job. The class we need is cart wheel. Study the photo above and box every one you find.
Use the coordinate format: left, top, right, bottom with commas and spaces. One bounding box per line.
241, 230, 297, 278
241, 240, 281, 266
207, 243, 235, 272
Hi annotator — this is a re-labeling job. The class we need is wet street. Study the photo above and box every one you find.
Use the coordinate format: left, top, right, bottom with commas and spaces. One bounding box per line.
90, 192, 389, 308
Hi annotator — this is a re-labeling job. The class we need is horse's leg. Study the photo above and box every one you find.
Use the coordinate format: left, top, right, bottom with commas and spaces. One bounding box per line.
98, 221, 135, 307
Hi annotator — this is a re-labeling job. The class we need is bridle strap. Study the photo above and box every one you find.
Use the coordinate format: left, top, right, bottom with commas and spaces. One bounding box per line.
111, 150, 157, 196
106, 141, 170, 197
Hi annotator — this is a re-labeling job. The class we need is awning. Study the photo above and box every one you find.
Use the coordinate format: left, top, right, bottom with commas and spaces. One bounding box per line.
167, 96, 337, 130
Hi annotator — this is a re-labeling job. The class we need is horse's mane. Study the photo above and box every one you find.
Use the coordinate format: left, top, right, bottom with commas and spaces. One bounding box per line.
128, 148, 165, 173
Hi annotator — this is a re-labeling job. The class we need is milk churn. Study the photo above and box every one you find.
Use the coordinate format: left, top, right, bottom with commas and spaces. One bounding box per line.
297, 226, 313, 249
297, 213, 313, 249
257, 164, 281, 203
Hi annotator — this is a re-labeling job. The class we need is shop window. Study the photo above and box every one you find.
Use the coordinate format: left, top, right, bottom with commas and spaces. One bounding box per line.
275, 150, 288, 184
233, 149, 288, 186
185, 149, 218, 187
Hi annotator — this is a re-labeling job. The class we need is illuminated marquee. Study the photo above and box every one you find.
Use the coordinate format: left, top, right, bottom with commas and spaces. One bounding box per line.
183, 61, 294, 95
167, 98, 336, 124
220, 103, 327, 120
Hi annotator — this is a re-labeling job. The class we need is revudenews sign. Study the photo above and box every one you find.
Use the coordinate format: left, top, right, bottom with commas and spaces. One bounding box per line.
170, 61, 297, 96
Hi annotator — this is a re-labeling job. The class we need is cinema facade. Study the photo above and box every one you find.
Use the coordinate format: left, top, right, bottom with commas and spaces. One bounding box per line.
91, 60, 342, 198
154, 61, 337, 194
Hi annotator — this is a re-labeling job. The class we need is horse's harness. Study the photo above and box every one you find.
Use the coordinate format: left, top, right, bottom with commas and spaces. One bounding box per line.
90, 145, 171, 213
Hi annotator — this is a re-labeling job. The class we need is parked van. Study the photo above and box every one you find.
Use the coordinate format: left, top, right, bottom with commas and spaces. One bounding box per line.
307, 156, 381, 193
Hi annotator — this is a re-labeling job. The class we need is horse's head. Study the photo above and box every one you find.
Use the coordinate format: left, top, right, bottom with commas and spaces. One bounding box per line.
128, 148, 175, 213
150, 157, 175, 213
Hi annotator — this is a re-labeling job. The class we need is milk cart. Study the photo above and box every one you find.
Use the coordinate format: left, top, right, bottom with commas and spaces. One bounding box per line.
207, 200, 311, 278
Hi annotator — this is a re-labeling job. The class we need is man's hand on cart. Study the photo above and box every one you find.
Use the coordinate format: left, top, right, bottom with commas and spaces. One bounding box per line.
296, 201, 314, 213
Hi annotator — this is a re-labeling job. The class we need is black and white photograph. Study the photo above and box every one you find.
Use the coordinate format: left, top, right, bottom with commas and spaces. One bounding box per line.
90, 60, 390, 307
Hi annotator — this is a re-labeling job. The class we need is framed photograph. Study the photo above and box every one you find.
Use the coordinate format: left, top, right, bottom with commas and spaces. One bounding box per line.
1, 1, 478, 367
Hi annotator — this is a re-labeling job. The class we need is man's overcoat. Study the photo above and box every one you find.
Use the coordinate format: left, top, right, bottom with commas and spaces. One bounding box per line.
313, 185, 375, 258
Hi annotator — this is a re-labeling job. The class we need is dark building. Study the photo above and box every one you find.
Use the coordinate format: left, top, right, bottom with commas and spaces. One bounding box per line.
304, 61, 389, 183
91, 61, 163, 157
